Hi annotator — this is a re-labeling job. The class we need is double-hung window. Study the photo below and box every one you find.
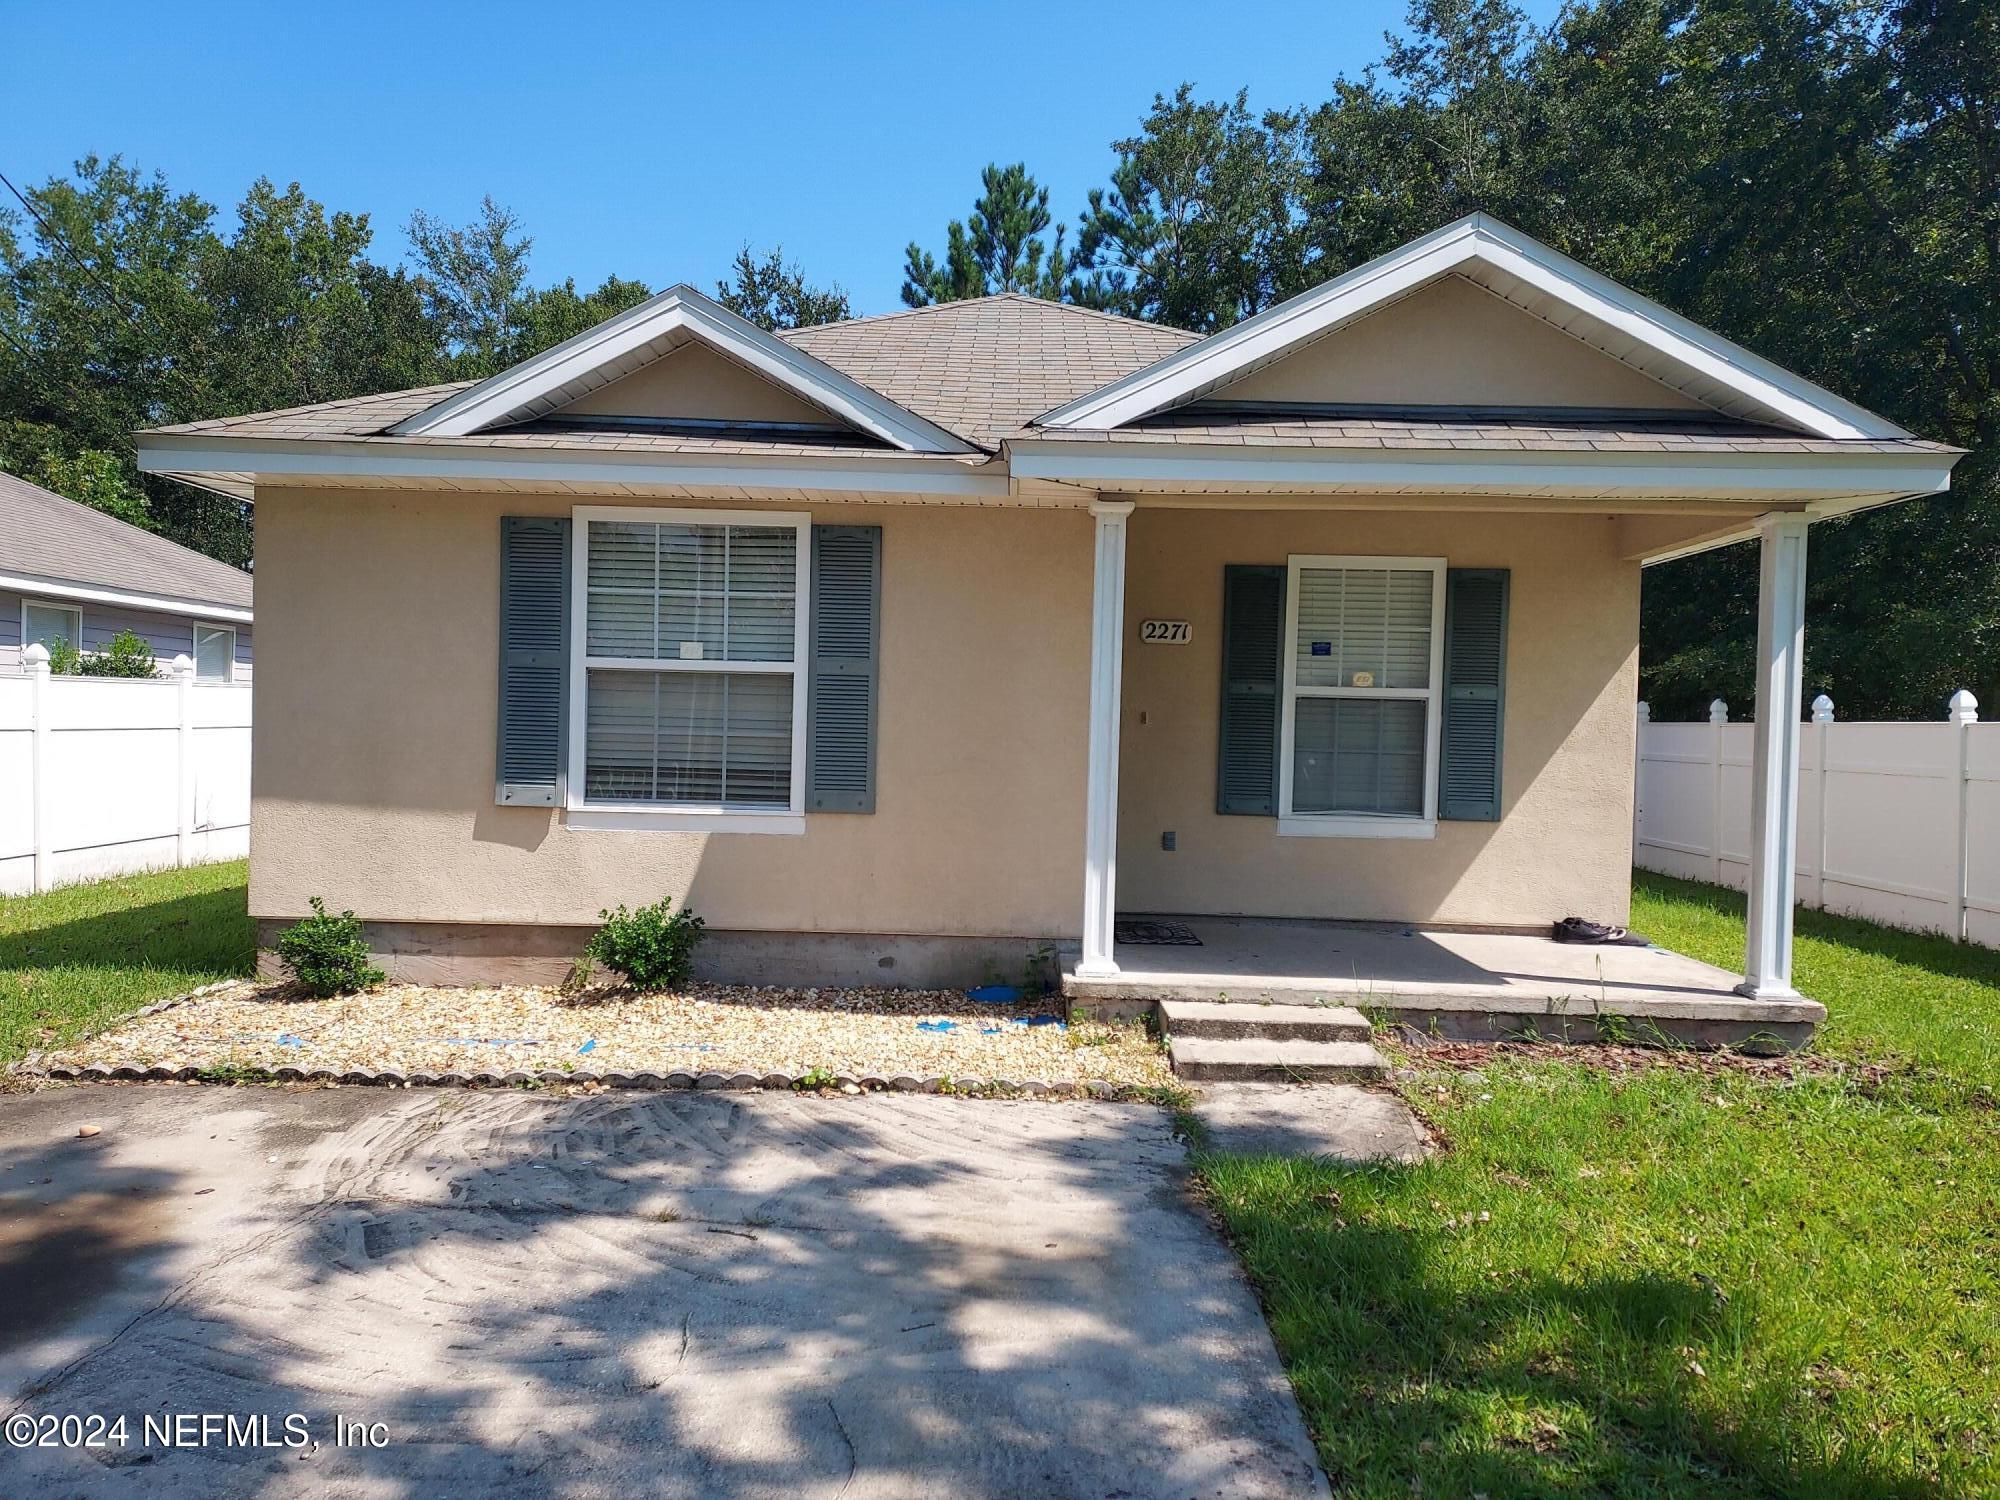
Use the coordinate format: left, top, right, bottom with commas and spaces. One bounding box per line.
569, 507, 809, 831
1279, 555, 1446, 837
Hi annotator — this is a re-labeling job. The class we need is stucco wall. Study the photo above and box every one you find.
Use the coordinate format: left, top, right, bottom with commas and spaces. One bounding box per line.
1214, 274, 1705, 411
563, 343, 836, 425
249, 488, 1091, 936
1114, 507, 1639, 926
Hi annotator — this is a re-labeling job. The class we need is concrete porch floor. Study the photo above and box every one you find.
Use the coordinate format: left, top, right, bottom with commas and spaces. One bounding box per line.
1063, 916, 1826, 1049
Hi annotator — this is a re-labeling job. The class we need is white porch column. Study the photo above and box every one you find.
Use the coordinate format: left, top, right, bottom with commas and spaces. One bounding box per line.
1739, 513, 1810, 999
1077, 497, 1135, 977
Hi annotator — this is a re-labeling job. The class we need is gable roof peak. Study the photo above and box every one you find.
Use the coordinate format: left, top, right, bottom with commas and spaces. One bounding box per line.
392, 282, 974, 453
1038, 215, 1911, 442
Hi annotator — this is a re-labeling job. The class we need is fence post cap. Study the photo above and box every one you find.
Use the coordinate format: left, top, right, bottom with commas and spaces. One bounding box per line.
1811, 693, 1835, 722
171, 653, 195, 681
1636, 700, 1651, 722
22, 642, 49, 671
1708, 698, 1729, 723
1948, 688, 1978, 724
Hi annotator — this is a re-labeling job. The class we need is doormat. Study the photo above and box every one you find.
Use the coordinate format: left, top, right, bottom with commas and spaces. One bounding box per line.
1113, 920, 1202, 947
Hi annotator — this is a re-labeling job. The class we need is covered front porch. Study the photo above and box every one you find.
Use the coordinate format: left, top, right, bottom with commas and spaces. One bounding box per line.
1062, 914, 1826, 1048
1064, 497, 1826, 1037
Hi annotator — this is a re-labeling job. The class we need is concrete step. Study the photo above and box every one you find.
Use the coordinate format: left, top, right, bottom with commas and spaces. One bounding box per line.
1158, 999, 1372, 1042
1169, 1037, 1391, 1083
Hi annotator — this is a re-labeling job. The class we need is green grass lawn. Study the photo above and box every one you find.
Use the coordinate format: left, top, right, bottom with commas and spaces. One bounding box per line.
1198, 873, 2000, 1498
0, 860, 254, 1067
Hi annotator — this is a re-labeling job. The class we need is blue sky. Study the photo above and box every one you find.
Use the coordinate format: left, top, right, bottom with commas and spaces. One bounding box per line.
2, 0, 1561, 316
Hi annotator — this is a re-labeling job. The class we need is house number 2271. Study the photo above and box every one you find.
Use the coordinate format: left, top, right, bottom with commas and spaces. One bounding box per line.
1139, 620, 1192, 644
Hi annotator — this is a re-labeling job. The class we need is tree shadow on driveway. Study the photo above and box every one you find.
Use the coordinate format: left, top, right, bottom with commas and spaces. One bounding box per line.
2, 1086, 1327, 1498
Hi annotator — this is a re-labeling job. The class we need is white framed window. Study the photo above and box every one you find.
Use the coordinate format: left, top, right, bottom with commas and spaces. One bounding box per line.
193, 623, 236, 683
1278, 555, 1446, 838
22, 598, 82, 656
567, 506, 809, 833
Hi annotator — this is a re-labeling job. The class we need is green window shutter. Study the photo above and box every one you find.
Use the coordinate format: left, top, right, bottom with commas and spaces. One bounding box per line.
807, 525, 881, 812
1217, 564, 1285, 815
1440, 567, 1509, 821
496, 516, 570, 807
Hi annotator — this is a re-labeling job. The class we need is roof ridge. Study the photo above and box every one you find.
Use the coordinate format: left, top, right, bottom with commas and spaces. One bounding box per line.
1002, 294, 1203, 340
779, 293, 1196, 342
778, 297, 1013, 337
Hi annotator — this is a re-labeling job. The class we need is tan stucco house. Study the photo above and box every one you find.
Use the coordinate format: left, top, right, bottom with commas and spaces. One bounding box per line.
136, 216, 1957, 1036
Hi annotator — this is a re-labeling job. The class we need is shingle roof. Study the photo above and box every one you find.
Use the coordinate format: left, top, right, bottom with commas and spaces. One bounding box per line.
780, 295, 1198, 445
1016, 406, 1958, 456
150, 382, 476, 439
0, 470, 252, 611
142, 297, 1196, 453
135, 298, 1948, 466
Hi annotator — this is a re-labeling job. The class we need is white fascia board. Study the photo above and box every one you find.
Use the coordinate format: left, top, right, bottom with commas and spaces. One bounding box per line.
0, 569, 252, 623
1038, 214, 1909, 442
135, 434, 1011, 499
1005, 437, 1958, 501
391, 285, 975, 454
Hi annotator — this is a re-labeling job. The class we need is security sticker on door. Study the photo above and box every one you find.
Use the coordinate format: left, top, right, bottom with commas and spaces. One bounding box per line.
1140, 620, 1192, 644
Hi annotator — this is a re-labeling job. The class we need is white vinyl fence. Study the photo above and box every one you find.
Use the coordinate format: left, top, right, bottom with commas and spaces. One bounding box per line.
1635, 690, 1999, 946
0, 646, 251, 896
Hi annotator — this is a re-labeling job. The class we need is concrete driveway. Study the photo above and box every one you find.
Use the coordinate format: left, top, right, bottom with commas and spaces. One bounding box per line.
0, 1084, 1327, 1498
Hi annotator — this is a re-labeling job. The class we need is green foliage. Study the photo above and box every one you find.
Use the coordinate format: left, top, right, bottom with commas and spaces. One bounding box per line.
1072, 87, 1308, 331
901, 163, 1073, 306
75, 628, 158, 678
715, 245, 851, 330
0, 158, 436, 570
0, 442, 151, 527
0, 860, 254, 1065
585, 898, 706, 991
43, 636, 81, 675
403, 195, 533, 377
275, 896, 385, 997
515, 274, 654, 355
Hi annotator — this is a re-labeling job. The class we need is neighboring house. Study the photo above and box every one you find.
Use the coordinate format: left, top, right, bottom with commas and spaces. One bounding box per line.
1, 471, 253, 680
135, 215, 1957, 1017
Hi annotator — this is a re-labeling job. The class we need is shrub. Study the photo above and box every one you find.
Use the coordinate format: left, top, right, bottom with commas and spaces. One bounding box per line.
44, 636, 82, 675
276, 897, 385, 997
585, 898, 705, 991
76, 629, 159, 678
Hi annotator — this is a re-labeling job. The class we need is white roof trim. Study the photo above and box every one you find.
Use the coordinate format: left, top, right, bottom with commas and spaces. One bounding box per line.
1038, 214, 1911, 442
0, 569, 252, 624
391, 285, 976, 454
136, 434, 1011, 500
1005, 436, 1955, 509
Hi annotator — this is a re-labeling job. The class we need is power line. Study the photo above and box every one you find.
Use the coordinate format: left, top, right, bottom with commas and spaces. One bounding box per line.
0, 317, 35, 366
0, 166, 152, 328
0, 163, 206, 410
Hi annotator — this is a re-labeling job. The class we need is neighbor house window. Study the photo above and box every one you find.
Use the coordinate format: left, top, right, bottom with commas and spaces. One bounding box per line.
193, 624, 235, 683
22, 599, 82, 656
570, 507, 808, 819
1279, 556, 1446, 836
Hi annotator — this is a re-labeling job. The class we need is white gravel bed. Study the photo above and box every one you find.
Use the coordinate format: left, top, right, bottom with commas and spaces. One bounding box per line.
33, 979, 1174, 1093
